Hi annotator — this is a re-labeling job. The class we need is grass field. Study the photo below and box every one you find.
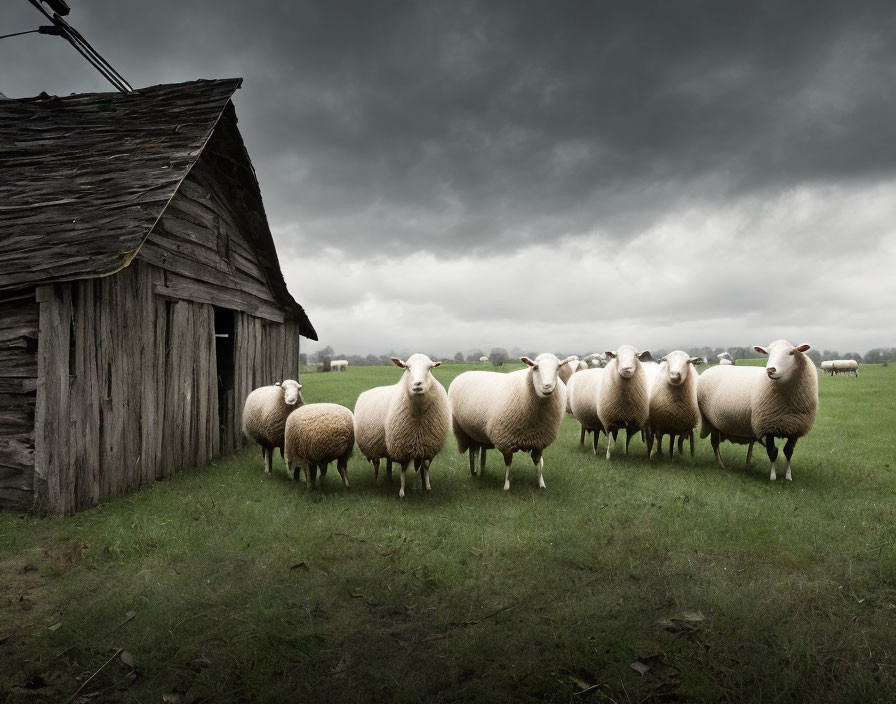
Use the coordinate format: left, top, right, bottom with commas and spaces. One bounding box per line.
1, 362, 894, 703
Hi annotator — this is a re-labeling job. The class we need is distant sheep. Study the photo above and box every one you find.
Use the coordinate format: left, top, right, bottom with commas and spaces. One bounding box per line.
646, 351, 702, 460
826, 359, 859, 377
242, 380, 305, 475
449, 353, 573, 490
330, 359, 348, 372
717, 352, 734, 366
697, 340, 818, 480
557, 355, 581, 384
597, 345, 652, 459
284, 403, 354, 488
479, 356, 489, 363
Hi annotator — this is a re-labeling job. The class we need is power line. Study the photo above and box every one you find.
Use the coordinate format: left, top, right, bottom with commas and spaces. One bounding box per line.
24, 0, 133, 93
0, 28, 42, 40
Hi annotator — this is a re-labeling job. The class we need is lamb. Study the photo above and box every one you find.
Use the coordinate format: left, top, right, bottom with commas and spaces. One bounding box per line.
697, 340, 818, 480
597, 345, 652, 459
284, 403, 354, 488
448, 353, 573, 490
645, 351, 702, 460
567, 367, 605, 454
354, 354, 450, 497
241, 380, 305, 475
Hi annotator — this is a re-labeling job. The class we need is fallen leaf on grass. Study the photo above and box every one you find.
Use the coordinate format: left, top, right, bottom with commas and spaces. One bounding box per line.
46, 622, 62, 632
162, 689, 186, 703
120, 650, 135, 668
631, 660, 653, 675
289, 561, 308, 571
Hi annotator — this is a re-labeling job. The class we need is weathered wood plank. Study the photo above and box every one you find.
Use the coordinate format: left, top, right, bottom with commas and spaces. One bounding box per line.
151, 275, 285, 323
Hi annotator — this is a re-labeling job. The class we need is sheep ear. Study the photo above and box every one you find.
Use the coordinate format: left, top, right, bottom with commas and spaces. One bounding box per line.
296, 383, 302, 390
604, 351, 616, 359
753, 346, 768, 355
794, 344, 811, 353
432, 361, 441, 368
390, 357, 407, 369
637, 350, 654, 362
275, 381, 282, 386
689, 357, 702, 365
520, 357, 536, 367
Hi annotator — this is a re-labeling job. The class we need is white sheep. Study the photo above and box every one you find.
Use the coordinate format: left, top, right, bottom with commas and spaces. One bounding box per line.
645, 351, 702, 460
448, 353, 573, 491
717, 352, 734, 366
597, 345, 652, 459
697, 340, 818, 480
241, 380, 305, 475
479, 356, 489, 363
330, 359, 348, 371
567, 367, 605, 454
820, 360, 833, 375
284, 403, 354, 488
354, 354, 450, 497
557, 355, 581, 385
830, 359, 859, 377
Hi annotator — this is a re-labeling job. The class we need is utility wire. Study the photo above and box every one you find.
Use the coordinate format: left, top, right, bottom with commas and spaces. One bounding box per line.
0, 28, 41, 40
25, 0, 132, 93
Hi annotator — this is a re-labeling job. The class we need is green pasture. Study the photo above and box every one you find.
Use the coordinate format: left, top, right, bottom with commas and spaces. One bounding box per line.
1, 362, 894, 703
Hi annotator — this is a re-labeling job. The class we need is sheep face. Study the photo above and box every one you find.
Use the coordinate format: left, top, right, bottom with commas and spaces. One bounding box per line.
279, 380, 302, 405
604, 345, 652, 379
753, 340, 811, 382
521, 353, 573, 397
659, 351, 702, 386
391, 354, 441, 398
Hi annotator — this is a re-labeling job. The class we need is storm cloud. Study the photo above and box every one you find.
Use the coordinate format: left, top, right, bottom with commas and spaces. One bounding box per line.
3, 1, 895, 355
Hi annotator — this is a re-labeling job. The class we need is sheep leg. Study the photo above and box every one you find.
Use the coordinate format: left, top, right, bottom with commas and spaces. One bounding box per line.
669, 434, 675, 461
746, 441, 754, 466
423, 459, 432, 491
782, 436, 797, 481
765, 433, 779, 481
480, 446, 487, 474
263, 447, 272, 475
337, 458, 350, 489
711, 430, 725, 469
624, 427, 632, 455
677, 434, 684, 455
645, 427, 653, 459
532, 451, 546, 490
592, 428, 599, 455
606, 430, 617, 460
688, 432, 695, 459
579, 425, 585, 445
398, 460, 410, 498
655, 433, 662, 459
373, 458, 380, 481
502, 452, 514, 491
302, 463, 310, 486
386, 459, 393, 483
469, 446, 477, 476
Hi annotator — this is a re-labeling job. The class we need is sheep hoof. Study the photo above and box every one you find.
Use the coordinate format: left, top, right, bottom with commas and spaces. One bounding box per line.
399, 488, 405, 498
503, 481, 510, 491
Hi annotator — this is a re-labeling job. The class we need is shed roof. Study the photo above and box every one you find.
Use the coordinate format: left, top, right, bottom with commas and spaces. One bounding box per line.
0, 78, 316, 339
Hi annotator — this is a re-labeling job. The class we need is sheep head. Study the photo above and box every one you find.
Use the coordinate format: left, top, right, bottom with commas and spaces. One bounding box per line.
391, 354, 441, 398
753, 340, 811, 382
604, 345, 652, 379
658, 350, 702, 386
521, 353, 575, 397
279, 379, 303, 405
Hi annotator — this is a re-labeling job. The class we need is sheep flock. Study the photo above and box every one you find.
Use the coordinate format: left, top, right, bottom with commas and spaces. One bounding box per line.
240, 339, 853, 495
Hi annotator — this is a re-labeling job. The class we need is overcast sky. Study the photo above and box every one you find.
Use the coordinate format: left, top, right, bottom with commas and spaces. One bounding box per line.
3, 1, 895, 357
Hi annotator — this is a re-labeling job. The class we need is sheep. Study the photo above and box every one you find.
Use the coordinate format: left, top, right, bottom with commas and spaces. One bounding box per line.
697, 340, 818, 480
284, 403, 354, 488
384, 354, 451, 498
353, 385, 396, 481
830, 359, 859, 377
717, 352, 734, 366
330, 359, 348, 371
448, 353, 573, 491
645, 351, 702, 460
597, 345, 652, 459
241, 380, 305, 475
557, 355, 581, 385
479, 356, 489, 363
567, 368, 605, 454
820, 360, 833, 375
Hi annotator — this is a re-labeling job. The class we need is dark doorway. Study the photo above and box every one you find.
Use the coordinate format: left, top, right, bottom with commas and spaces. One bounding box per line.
214, 306, 235, 451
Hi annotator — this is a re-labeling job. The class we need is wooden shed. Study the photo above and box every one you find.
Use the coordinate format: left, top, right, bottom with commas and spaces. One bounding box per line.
0, 78, 317, 514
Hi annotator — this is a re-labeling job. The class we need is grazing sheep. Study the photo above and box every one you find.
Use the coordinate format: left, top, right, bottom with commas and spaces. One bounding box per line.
242, 380, 305, 475
597, 345, 652, 459
384, 354, 451, 498
354, 385, 395, 481
646, 351, 702, 460
449, 353, 573, 491
820, 360, 833, 375
479, 356, 489, 363
284, 403, 354, 488
698, 340, 818, 480
830, 359, 859, 377
567, 368, 605, 454
330, 359, 348, 372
